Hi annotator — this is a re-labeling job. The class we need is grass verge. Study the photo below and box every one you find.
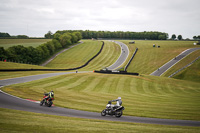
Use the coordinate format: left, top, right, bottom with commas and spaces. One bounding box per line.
173, 57, 200, 82
0, 108, 199, 133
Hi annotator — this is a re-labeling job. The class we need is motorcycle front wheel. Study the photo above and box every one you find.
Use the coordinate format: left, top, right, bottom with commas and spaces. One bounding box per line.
101, 109, 106, 116
115, 110, 123, 117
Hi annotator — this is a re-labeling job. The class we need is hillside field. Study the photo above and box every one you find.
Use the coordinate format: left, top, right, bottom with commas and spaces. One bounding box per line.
1, 40, 200, 132
121, 40, 200, 75
2, 72, 200, 121
0, 39, 51, 49
46, 40, 121, 70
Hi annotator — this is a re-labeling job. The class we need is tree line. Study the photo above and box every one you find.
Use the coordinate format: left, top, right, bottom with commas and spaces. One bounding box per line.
0, 32, 29, 39
0, 31, 82, 65
193, 35, 200, 40
55, 30, 169, 40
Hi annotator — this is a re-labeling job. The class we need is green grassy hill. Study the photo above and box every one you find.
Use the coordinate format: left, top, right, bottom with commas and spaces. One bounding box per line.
45, 40, 121, 70
1, 40, 200, 132
2, 72, 200, 121
120, 40, 199, 75
173, 58, 200, 82
45, 40, 102, 69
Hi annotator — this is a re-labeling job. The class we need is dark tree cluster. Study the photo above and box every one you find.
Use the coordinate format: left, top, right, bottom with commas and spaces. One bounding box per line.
193, 35, 200, 40
171, 34, 183, 40
0, 31, 82, 65
57, 30, 168, 40
0, 32, 29, 39
0, 32, 11, 38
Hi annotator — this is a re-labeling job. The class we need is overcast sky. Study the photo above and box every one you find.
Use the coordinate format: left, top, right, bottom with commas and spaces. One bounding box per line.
0, 0, 200, 38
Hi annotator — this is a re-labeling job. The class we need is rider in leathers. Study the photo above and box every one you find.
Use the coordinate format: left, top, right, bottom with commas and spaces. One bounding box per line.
110, 97, 122, 112
44, 90, 54, 102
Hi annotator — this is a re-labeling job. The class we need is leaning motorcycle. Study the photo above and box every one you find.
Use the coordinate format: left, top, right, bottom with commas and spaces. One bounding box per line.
101, 101, 125, 117
40, 93, 54, 107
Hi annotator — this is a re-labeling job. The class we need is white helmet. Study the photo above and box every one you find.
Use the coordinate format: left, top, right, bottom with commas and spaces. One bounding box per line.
118, 97, 121, 100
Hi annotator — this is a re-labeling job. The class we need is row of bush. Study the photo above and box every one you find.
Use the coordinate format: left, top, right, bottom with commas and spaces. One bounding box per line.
0, 31, 82, 65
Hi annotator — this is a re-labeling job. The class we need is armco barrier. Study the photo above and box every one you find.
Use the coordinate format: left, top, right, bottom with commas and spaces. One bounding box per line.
124, 48, 138, 71
94, 70, 139, 76
0, 41, 105, 72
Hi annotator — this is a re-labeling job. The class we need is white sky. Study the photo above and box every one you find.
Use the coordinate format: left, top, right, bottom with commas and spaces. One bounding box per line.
0, 0, 200, 38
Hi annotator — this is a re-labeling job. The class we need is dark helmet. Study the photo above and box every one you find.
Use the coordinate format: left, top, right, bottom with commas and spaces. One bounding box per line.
51, 90, 54, 93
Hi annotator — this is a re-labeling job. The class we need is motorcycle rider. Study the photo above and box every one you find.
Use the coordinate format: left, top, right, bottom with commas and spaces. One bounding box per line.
110, 97, 122, 112
44, 90, 54, 102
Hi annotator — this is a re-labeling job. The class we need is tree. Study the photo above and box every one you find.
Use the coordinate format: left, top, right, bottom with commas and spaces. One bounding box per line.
45, 31, 53, 39
38, 44, 50, 59
158, 35, 166, 40
178, 35, 182, 40
0, 32, 10, 38
0, 47, 7, 60
74, 32, 82, 41
17, 35, 29, 39
7, 45, 28, 62
52, 39, 62, 50
171, 34, 176, 40
71, 33, 78, 43
53, 33, 61, 41
59, 33, 72, 48
35, 46, 45, 64
45, 41, 55, 55
193, 36, 197, 40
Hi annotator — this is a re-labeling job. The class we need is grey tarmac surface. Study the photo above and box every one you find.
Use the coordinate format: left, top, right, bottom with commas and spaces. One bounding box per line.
0, 72, 200, 127
106, 41, 129, 70
151, 47, 200, 76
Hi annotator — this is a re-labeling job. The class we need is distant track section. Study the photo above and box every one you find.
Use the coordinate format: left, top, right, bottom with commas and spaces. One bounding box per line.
107, 41, 129, 70
168, 56, 200, 78
150, 47, 200, 76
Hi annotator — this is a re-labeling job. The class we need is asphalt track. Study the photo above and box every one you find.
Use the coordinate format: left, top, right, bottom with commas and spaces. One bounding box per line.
150, 47, 200, 76
107, 41, 129, 70
0, 43, 200, 126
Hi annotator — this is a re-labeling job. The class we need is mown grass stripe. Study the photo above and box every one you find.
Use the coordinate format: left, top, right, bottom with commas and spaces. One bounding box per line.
2, 73, 200, 120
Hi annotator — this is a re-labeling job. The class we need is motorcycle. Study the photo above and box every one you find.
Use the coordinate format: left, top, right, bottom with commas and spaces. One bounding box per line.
40, 93, 54, 107
101, 101, 125, 117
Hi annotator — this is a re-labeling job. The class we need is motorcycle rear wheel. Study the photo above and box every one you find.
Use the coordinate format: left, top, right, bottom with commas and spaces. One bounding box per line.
48, 101, 53, 107
101, 109, 106, 116
115, 110, 122, 117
